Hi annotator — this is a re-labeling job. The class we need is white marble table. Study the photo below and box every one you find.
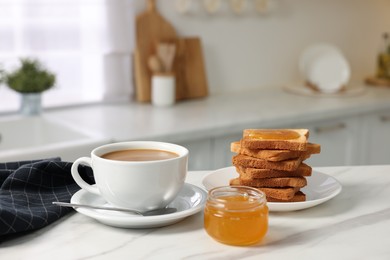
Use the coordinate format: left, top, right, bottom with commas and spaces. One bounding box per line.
1, 165, 390, 259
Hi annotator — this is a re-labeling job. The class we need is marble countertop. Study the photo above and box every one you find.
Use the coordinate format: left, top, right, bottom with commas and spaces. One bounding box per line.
1, 165, 390, 259
2, 85, 390, 163
42, 85, 390, 143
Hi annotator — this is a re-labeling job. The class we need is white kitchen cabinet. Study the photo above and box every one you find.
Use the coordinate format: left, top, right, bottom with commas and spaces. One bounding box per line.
184, 111, 390, 170
360, 109, 390, 165
176, 138, 213, 171
212, 133, 242, 170
178, 111, 390, 170
293, 117, 361, 167
178, 134, 241, 171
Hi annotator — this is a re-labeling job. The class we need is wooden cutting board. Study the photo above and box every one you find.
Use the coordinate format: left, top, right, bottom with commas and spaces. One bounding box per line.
174, 37, 209, 100
134, 0, 177, 102
365, 76, 390, 87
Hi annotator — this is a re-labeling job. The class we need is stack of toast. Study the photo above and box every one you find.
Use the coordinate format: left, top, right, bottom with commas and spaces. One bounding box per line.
230, 129, 321, 202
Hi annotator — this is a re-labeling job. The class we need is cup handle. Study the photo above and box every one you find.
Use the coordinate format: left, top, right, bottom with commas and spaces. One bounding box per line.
71, 157, 100, 195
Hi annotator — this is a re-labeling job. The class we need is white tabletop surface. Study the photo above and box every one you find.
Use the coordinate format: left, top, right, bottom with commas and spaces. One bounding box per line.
1, 165, 390, 259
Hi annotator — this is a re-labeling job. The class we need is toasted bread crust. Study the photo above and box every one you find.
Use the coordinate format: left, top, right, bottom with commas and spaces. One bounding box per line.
230, 178, 300, 200
266, 191, 306, 202
259, 188, 300, 200
231, 141, 302, 161
241, 139, 307, 151
306, 143, 321, 154
236, 176, 307, 188
233, 154, 302, 171
231, 141, 321, 161
236, 163, 312, 179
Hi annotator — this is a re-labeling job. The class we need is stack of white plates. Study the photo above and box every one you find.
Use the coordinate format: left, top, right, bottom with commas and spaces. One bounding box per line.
299, 44, 351, 93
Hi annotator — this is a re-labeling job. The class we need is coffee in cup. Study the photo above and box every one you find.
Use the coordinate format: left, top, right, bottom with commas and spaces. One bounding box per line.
101, 149, 179, 161
71, 141, 188, 211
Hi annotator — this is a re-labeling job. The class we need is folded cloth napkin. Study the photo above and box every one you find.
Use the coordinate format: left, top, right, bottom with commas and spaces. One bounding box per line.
0, 158, 93, 237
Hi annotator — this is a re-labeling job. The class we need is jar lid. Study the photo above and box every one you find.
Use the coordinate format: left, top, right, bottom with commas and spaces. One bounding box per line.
207, 186, 266, 211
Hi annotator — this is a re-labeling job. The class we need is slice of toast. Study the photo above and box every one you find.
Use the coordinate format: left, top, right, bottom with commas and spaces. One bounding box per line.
230, 178, 300, 200
266, 191, 306, 202
241, 129, 309, 151
233, 154, 302, 171
231, 141, 303, 161
232, 177, 307, 188
235, 163, 312, 179
301, 143, 321, 160
231, 141, 321, 161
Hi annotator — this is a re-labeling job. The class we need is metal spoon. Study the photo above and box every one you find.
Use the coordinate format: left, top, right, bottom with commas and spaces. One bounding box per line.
52, 202, 177, 216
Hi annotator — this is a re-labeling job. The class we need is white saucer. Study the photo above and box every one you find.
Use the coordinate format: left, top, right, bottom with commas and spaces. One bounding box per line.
202, 167, 342, 212
71, 183, 207, 228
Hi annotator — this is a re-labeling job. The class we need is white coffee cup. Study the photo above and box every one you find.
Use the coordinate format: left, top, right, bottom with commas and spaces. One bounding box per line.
71, 141, 188, 211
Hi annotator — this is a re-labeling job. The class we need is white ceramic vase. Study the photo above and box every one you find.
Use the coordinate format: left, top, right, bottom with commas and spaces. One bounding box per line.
20, 93, 42, 116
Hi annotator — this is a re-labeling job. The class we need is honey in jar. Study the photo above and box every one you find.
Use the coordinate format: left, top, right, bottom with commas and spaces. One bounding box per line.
204, 186, 268, 246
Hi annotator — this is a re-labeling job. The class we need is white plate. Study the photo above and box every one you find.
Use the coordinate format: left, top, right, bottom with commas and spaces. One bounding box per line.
299, 44, 350, 93
202, 167, 342, 212
299, 44, 343, 76
71, 183, 207, 228
306, 52, 350, 93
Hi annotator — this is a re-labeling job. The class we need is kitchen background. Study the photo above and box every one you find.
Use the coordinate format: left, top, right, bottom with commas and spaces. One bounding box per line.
135, 0, 390, 94
1, 0, 390, 170
1, 0, 389, 108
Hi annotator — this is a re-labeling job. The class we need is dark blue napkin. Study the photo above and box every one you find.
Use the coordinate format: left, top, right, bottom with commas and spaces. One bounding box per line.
0, 158, 93, 237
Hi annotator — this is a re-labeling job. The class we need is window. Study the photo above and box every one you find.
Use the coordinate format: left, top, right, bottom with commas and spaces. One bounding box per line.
0, 0, 135, 113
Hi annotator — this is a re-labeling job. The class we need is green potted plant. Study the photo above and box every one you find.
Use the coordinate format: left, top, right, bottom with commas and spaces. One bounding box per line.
1, 58, 56, 115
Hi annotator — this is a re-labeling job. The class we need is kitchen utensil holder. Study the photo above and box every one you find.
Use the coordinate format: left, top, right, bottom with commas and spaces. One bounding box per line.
151, 73, 176, 107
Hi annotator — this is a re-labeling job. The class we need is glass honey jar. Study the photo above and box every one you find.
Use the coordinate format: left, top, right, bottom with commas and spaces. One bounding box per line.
204, 186, 268, 246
